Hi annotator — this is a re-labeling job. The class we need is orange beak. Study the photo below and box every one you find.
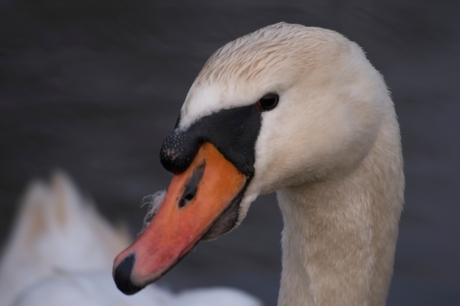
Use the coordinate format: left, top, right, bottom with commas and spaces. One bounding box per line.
113, 142, 247, 294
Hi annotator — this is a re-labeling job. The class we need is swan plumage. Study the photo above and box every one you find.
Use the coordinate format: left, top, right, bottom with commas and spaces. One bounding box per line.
114, 22, 404, 306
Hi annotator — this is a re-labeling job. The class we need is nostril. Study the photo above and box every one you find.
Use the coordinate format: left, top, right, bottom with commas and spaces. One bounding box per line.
178, 162, 205, 208
179, 189, 197, 208
113, 253, 143, 295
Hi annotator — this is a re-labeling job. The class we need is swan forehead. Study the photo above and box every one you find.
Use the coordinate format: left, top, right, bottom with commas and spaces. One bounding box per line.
179, 22, 349, 129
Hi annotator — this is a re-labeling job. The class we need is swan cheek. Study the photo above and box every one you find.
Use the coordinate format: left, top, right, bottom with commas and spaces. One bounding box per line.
112, 143, 247, 295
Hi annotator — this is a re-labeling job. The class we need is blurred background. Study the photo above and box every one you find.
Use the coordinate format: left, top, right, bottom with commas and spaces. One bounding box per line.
1, 0, 459, 305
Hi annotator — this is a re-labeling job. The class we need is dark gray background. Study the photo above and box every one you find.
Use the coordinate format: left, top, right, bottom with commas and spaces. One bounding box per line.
1, 1, 459, 305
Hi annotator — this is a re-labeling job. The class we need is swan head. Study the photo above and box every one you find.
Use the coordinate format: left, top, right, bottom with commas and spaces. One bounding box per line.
113, 22, 391, 294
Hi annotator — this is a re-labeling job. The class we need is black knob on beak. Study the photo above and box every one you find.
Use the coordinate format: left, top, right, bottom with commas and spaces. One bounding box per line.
160, 130, 200, 174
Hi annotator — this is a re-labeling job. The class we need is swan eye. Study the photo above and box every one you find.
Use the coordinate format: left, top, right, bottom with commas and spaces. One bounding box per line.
256, 93, 279, 111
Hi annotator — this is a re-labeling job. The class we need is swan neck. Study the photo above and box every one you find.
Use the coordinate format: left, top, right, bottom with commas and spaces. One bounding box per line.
276, 118, 404, 306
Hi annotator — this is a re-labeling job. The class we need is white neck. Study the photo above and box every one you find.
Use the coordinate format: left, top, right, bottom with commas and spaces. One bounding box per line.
276, 113, 404, 306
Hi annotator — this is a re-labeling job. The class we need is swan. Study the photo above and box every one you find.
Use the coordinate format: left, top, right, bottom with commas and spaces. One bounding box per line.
0, 171, 131, 306
113, 22, 404, 306
0, 172, 261, 306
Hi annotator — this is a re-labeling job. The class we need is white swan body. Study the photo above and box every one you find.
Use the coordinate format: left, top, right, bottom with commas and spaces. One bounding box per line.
0, 172, 261, 306
114, 22, 404, 306
15, 272, 259, 306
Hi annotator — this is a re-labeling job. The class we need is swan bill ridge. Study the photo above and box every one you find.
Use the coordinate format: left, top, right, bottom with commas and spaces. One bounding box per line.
113, 142, 252, 294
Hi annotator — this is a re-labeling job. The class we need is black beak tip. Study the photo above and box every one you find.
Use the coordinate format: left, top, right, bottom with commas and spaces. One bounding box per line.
113, 253, 143, 295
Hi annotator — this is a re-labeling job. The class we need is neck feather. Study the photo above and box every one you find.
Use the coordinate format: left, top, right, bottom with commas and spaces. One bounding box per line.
276, 113, 404, 306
